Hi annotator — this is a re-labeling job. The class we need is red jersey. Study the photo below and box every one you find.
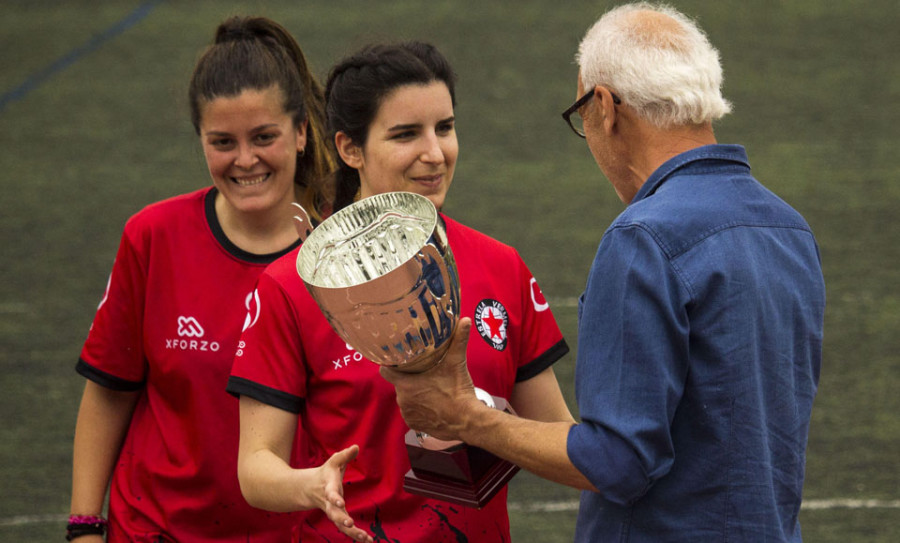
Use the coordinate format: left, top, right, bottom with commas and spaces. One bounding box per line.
78, 188, 299, 542
228, 215, 569, 542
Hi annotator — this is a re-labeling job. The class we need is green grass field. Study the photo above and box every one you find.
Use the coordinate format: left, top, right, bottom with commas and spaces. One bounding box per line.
2, 1, 898, 541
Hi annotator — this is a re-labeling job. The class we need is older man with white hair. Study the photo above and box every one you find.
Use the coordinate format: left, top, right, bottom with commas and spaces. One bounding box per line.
382, 3, 825, 541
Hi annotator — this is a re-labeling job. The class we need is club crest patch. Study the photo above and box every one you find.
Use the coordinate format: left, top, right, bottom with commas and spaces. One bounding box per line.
474, 299, 508, 351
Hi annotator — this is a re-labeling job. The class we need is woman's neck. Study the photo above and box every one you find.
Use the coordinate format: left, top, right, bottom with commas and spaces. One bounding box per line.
214, 192, 300, 255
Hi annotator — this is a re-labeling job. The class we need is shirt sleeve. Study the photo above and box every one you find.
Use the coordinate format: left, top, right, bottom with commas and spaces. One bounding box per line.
567, 225, 690, 505
77, 227, 148, 389
227, 272, 307, 414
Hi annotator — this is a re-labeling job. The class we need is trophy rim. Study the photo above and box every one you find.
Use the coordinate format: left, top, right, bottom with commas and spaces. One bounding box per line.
296, 191, 438, 289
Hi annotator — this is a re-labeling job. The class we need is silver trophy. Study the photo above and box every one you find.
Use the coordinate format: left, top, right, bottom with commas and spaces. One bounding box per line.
296, 191, 460, 374
294, 191, 518, 508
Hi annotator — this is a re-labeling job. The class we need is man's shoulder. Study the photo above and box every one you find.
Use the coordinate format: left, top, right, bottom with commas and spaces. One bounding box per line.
613, 173, 812, 259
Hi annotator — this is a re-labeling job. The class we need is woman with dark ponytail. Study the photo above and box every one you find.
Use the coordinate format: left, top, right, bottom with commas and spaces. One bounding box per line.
69, 16, 341, 542
229, 41, 575, 542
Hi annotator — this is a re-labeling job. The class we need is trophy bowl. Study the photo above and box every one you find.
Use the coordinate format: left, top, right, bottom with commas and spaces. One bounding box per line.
296, 191, 460, 373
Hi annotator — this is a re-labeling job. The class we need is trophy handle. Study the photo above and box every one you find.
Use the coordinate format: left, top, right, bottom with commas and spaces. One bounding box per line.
291, 202, 313, 243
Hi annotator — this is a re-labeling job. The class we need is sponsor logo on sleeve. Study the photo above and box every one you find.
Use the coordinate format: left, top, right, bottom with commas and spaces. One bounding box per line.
242, 289, 261, 332
89, 272, 114, 333
97, 272, 112, 310
530, 277, 550, 312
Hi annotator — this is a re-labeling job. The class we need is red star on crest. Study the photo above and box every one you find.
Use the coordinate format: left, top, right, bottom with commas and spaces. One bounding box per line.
481, 309, 505, 340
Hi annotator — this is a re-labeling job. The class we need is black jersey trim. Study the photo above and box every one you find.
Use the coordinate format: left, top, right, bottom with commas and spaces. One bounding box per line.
76, 359, 145, 391
205, 188, 303, 264
515, 339, 570, 382
226, 376, 305, 414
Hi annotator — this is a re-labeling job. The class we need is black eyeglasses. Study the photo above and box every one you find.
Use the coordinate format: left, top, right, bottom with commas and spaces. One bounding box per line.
561, 89, 621, 138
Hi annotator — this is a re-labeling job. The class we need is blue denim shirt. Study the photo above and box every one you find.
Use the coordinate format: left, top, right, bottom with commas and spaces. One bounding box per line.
567, 144, 825, 542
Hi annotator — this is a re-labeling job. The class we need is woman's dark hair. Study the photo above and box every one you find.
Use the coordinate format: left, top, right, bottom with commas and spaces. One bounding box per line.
188, 16, 335, 220
324, 41, 457, 211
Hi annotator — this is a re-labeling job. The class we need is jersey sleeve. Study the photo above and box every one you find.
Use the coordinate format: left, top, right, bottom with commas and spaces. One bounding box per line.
227, 272, 307, 414
77, 227, 148, 390
512, 253, 569, 382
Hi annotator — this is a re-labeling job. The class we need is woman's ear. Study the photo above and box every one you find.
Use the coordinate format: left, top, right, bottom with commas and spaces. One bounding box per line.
334, 131, 363, 169
295, 119, 309, 153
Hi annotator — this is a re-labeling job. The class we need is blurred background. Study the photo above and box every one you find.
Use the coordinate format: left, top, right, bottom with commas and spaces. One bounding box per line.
1, 1, 898, 541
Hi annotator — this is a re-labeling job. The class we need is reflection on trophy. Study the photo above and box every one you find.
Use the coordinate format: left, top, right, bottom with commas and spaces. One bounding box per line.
295, 192, 519, 508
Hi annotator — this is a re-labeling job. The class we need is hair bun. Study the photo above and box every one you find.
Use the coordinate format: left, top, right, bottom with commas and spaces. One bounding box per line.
215, 22, 258, 44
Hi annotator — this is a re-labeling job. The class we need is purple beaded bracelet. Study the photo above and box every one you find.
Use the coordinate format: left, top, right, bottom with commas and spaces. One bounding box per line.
66, 515, 107, 541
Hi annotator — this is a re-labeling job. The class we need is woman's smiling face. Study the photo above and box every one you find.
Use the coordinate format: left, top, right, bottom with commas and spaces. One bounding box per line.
199, 85, 306, 215
343, 81, 458, 211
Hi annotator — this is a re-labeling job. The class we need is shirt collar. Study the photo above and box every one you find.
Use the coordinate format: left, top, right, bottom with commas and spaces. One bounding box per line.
632, 144, 751, 203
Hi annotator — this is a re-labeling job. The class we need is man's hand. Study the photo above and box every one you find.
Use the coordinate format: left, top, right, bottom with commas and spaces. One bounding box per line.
314, 445, 373, 543
380, 318, 487, 441
383, 318, 594, 492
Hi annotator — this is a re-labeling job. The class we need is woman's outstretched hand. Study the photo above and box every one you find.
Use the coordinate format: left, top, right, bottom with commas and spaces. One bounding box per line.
315, 445, 373, 543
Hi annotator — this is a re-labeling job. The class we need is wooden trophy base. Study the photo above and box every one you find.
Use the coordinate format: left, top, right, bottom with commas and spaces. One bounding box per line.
402, 397, 520, 509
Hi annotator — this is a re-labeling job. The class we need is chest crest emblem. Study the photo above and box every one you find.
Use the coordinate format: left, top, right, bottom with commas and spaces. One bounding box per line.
474, 299, 508, 351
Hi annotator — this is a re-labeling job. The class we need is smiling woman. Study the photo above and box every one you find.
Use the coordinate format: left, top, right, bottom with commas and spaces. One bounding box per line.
199, 87, 309, 253
336, 81, 459, 210
68, 16, 338, 543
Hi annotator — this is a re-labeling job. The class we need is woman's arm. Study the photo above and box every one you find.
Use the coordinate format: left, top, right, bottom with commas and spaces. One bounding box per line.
509, 366, 576, 424
237, 396, 373, 543
70, 381, 140, 539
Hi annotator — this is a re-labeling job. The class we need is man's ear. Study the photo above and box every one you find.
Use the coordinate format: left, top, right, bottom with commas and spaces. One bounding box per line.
594, 85, 619, 133
335, 131, 363, 169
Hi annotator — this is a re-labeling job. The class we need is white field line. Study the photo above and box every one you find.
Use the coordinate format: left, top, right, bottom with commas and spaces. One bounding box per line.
506, 498, 900, 513
801, 498, 900, 510
4, 499, 898, 527
549, 297, 580, 308
0, 514, 67, 527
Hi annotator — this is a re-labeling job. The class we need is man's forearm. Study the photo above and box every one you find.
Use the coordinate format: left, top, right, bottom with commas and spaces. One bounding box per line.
459, 405, 597, 491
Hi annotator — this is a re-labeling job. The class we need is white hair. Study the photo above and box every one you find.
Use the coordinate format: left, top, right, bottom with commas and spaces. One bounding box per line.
576, 2, 732, 128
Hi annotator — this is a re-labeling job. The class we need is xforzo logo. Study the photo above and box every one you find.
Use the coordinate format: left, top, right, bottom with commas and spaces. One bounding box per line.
178, 316, 205, 337
166, 316, 220, 352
